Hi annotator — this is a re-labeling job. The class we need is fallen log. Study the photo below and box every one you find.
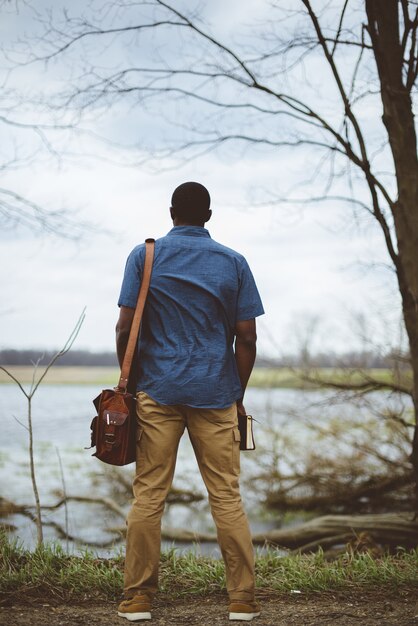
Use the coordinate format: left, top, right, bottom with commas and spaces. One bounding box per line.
2, 495, 417, 553
254, 513, 418, 551
118, 513, 418, 552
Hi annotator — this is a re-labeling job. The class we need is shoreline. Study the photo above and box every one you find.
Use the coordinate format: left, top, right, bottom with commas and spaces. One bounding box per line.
0, 365, 409, 389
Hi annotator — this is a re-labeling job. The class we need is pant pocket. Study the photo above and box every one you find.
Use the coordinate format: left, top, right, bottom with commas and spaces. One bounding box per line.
232, 428, 241, 475
135, 427, 144, 468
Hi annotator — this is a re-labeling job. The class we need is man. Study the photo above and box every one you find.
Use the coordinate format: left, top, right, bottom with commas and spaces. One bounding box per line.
115, 182, 264, 622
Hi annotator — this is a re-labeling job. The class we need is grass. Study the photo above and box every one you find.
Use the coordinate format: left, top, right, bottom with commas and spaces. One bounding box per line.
248, 367, 413, 390
0, 366, 412, 389
0, 366, 120, 386
1, 533, 417, 601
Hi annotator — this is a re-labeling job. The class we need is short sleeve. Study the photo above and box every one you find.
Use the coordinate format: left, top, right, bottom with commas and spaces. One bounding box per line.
236, 258, 265, 321
117, 245, 144, 308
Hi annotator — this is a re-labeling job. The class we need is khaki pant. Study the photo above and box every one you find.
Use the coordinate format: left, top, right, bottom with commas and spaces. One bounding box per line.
124, 391, 255, 602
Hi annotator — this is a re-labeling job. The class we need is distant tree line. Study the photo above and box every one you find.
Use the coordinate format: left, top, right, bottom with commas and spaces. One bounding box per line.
0, 349, 118, 367
257, 352, 408, 369
0, 349, 407, 369
266, 350, 409, 370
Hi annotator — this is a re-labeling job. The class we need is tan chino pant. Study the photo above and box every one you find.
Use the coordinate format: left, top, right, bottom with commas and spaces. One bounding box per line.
124, 391, 255, 602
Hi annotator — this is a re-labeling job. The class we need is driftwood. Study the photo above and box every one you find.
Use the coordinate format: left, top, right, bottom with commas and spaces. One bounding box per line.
2, 496, 417, 553
252, 513, 418, 552
157, 513, 418, 553
0, 495, 125, 519
105, 513, 418, 553
0, 496, 127, 548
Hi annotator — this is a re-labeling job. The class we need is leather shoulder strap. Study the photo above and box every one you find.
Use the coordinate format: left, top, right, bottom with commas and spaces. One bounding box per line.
118, 238, 155, 392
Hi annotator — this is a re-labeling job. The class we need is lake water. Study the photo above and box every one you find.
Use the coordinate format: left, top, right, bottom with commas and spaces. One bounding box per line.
0, 383, 411, 555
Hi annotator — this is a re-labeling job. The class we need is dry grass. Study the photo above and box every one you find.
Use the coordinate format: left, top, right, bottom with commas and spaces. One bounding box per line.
0, 366, 120, 385
0, 366, 411, 389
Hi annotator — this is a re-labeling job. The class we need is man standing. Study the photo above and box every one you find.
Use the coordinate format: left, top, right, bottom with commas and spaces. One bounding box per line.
116, 182, 264, 622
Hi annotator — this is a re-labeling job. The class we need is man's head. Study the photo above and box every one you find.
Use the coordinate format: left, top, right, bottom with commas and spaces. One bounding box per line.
170, 182, 212, 226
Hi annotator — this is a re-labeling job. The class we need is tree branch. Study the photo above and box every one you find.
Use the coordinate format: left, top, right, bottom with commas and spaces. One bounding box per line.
405, 9, 418, 90
331, 0, 350, 57
0, 188, 97, 240
30, 309, 86, 396
299, 369, 412, 396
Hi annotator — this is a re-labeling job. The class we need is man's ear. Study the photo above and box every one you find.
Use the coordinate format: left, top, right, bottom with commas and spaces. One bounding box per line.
170, 206, 176, 221
206, 209, 212, 223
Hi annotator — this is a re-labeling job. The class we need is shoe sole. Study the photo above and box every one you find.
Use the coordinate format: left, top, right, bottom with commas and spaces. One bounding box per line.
117, 611, 152, 621
229, 612, 261, 621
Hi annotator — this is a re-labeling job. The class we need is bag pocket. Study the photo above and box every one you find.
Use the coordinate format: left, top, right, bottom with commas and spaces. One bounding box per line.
88, 416, 98, 448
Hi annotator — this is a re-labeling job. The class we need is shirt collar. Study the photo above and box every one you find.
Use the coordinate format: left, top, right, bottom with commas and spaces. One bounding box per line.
167, 226, 211, 238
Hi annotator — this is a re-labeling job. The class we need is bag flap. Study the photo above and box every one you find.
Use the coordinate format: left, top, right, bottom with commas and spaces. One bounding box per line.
101, 410, 129, 426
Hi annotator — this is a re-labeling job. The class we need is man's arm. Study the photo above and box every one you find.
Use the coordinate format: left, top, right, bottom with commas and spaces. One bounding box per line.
234, 318, 257, 415
115, 306, 135, 368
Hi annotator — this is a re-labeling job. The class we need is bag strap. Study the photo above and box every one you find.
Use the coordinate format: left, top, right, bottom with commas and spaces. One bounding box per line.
117, 238, 155, 392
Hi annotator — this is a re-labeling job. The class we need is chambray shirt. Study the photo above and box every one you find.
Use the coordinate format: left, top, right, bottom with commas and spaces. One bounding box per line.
118, 226, 264, 408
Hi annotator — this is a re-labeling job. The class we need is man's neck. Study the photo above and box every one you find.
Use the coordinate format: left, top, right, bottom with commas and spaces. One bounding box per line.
172, 220, 205, 227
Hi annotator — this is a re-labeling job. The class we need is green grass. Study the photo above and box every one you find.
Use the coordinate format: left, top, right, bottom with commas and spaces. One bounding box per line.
1, 533, 417, 601
0, 535, 124, 600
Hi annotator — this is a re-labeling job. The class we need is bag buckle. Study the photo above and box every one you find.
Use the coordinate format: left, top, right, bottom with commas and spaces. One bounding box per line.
105, 433, 116, 445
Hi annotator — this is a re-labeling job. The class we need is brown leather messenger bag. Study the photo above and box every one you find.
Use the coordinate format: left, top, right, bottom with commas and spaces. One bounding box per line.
88, 238, 155, 465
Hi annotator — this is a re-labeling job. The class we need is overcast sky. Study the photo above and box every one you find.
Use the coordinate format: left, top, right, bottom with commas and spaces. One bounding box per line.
0, 0, 403, 358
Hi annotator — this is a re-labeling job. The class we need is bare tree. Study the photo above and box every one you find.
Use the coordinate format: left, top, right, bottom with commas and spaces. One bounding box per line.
0, 103, 103, 239
13, 0, 418, 495
0, 310, 85, 546
0, 0, 105, 239
249, 396, 415, 515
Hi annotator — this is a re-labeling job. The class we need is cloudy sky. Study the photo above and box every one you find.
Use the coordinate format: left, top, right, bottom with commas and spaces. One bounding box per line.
0, 0, 402, 358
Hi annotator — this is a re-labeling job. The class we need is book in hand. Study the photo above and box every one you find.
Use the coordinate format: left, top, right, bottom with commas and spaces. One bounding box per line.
237, 413, 256, 451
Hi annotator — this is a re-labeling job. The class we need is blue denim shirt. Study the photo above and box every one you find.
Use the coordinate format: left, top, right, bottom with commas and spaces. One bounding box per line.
118, 226, 264, 408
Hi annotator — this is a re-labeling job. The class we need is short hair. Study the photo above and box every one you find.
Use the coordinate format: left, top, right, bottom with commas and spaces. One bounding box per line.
171, 182, 211, 224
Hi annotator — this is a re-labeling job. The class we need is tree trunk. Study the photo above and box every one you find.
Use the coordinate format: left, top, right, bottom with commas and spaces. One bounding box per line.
27, 397, 43, 546
366, 0, 418, 498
